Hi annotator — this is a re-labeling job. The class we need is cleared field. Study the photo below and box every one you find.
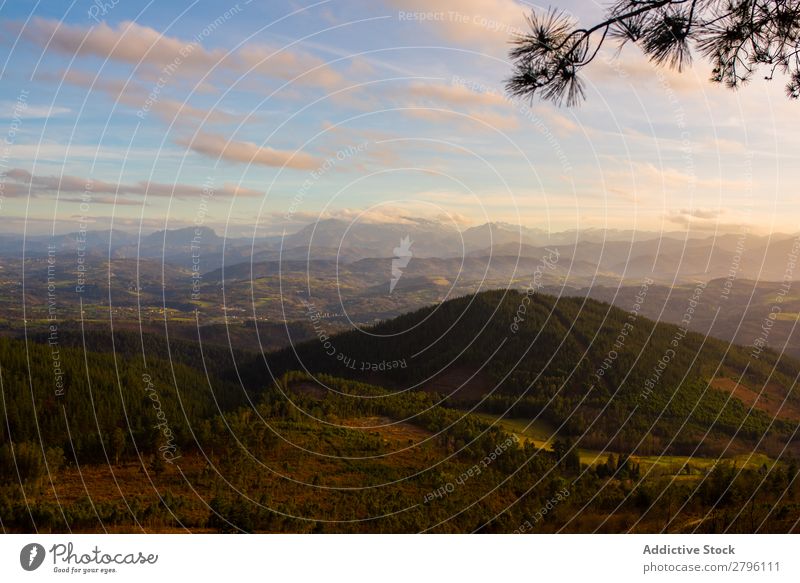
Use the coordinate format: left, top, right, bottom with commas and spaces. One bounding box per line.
710, 377, 800, 420
340, 416, 433, 445
774, 312, 800, 321
471, 412, 556, 450
631, 452, 775, 476
472, 412, 775, 479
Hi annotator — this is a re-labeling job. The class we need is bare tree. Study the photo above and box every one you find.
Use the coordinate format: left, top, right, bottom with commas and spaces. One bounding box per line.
507, 0, 800, 105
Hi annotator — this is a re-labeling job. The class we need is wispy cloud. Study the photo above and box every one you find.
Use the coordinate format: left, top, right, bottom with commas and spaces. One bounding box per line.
236, 44, 345, 89
405, 81, 508, 108
175, 130, 320, 170
390, 80, 523, 131
273, 206, 474, 227
13, 17, 348, 90
53, 69, 238, 124
403, 107, 519, 130
14, 18, 224, 70
0, 102, 70, 119
665, 207, 748, 231
2, 168, 263, 200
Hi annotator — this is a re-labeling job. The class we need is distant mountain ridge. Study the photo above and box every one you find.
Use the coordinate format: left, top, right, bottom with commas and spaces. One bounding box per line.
10, 219, 792, 269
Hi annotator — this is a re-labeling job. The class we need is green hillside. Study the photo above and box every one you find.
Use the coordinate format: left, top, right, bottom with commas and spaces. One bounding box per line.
2, 291, 799, 533
263, 290, 800, 457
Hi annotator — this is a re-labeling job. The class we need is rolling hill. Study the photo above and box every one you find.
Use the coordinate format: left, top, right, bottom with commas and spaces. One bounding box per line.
261, 290, 800, 458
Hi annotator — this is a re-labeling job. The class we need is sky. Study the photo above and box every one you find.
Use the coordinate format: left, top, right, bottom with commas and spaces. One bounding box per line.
0, 0, 797, 237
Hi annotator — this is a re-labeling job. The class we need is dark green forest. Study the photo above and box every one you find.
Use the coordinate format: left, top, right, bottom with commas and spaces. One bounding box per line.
1, 291, 799, 533
264, 290, 800, 456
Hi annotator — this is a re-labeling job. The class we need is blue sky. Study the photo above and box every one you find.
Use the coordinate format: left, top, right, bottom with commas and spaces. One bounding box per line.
0, 0, 797, 236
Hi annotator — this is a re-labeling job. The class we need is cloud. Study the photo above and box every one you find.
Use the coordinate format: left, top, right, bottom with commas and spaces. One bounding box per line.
176, 131, 320, 170
60, 195, 145, 206
678, 207, 723, 220
15, 18, 223, 70
2, 143, 184, 163
403, 107, 519, 130
1, 168, 263, 200
236, 44, 344, 89
601, 161, 752, 196
639, 162, 749, 191
698, 137, 749, 156
405, 81, 508, 108
54, 69, 238, 124
312, 123, 445, 171
665, 208, 746, 231
532, 105, 579, 136
587, 47, 712, 94
14, 18, 347, 90
390, 80, 582, 135
0, 102, 70, 119
276, 206, 474, 227
392, 80, 522, 130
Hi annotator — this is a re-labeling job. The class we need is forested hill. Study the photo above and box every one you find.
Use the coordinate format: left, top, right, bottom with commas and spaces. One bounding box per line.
262, 290, 800, 457
0, 336, 246, 464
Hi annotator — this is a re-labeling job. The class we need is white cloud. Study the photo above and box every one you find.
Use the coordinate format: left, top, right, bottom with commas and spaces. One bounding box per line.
0, 103, 70, 119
